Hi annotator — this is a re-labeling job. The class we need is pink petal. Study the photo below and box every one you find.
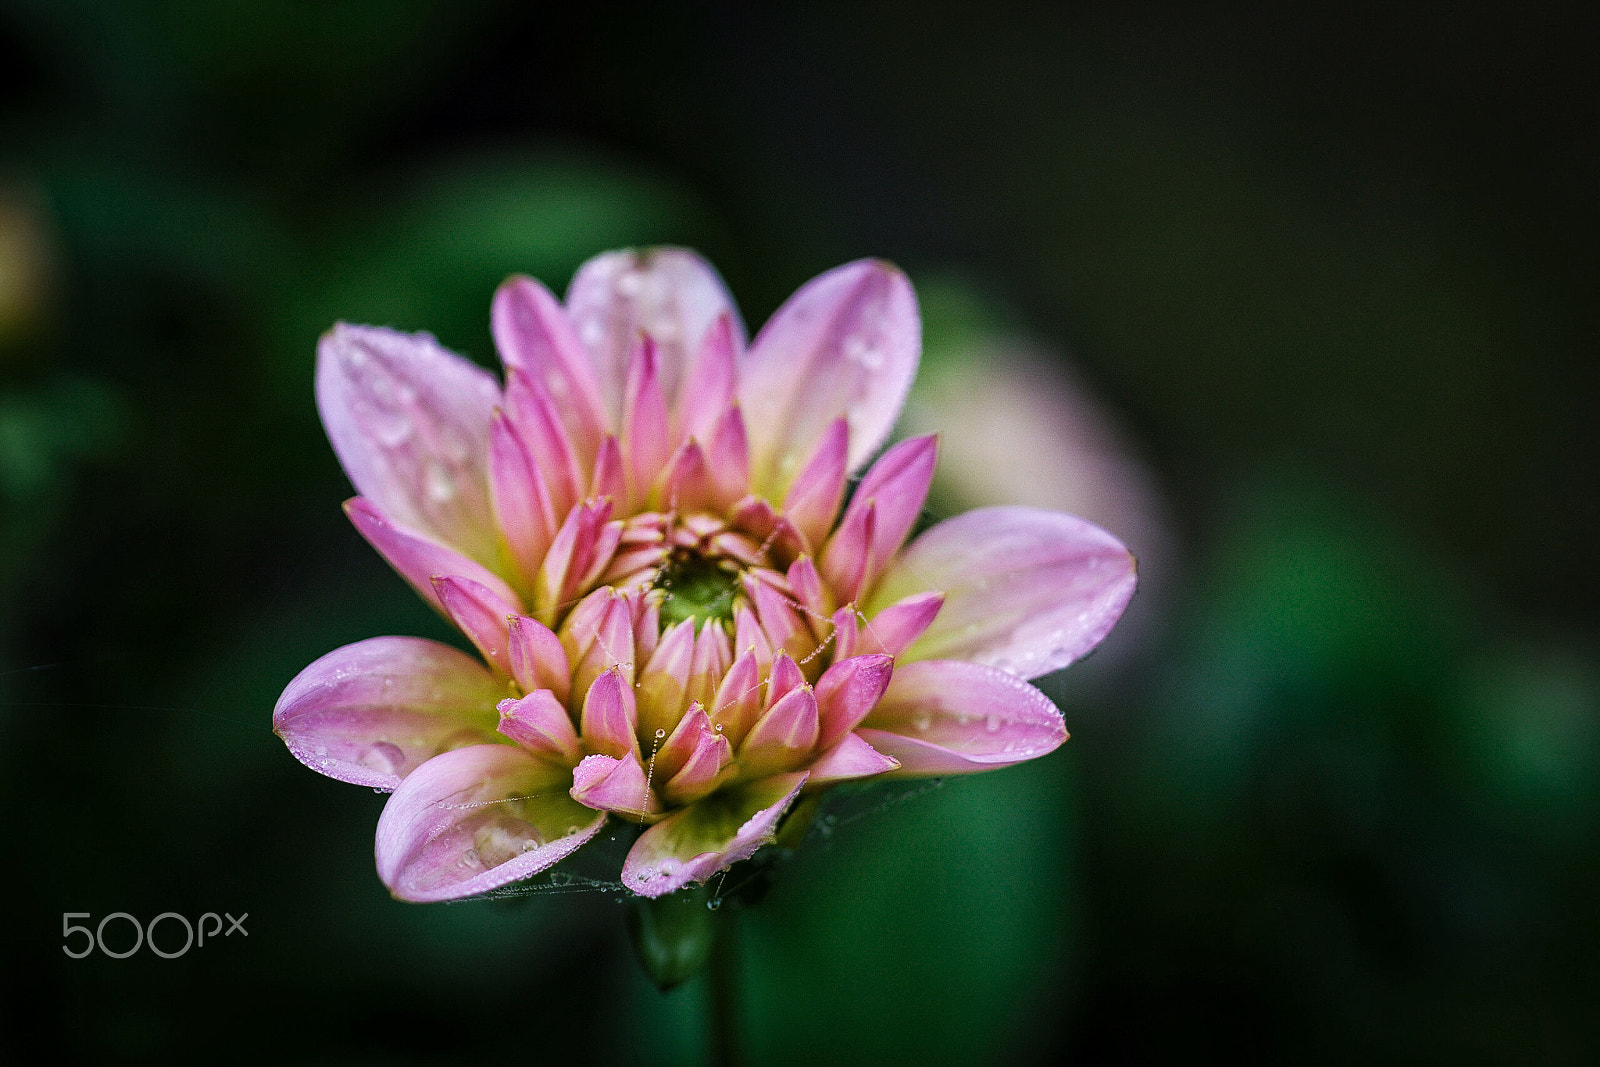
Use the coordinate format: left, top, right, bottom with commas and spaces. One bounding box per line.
869, 506, 1137, 679
491, 274, 607, 460
832, 434, 937, 594
705, 406, 752, 510
652, 701, 714, 782
376, 744, 605, 902
819, 497, 875, 605
740, 261, 919, 495
497, 689, 582, 764
739, 684, 819, 777
317, 325, 502, 565
678, 313, 740, 442
781, 418, 849, 551
345, 497, 523, 619
590, 434, 626, 505
488, 411, 557, 584
432, 575, 517, 678
536, 498, 615, 625
662, 720, 735, 805
274, 637, 503, 790
623, 337, 673, 498
709, 648, 764, 744
637, 617, 696, 739
569, 753, 662, 819
813, 653, 894, 750
568, 591, 637, 700
580, 668, 640, 759
507, 614, 571, 705
504, 369, 587, 512
565, 248, 745, 430
805, 731, 900, 787
857, 590, 944, 659
659, 439, 716, 514
858, 659, 1067, 774
620, 772, 808, 898
764, 652, 806, 710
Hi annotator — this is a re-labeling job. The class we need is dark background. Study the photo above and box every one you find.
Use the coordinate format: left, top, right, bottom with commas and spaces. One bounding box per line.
2, 2, 1596, 1063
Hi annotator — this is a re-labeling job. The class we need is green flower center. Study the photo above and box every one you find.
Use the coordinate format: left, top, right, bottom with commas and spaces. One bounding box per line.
654, 549, 742, 631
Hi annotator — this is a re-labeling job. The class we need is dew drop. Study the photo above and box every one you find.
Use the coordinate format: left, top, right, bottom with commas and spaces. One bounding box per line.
461, 848, 481, 867
655, 729, 666, 739
912, 713, 933, 733
359, 741, 406, 776
424, 462, 456, 504
984, 714, 1003, 733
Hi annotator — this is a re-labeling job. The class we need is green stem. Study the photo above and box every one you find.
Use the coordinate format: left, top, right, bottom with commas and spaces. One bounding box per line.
708, 906, 743, 1067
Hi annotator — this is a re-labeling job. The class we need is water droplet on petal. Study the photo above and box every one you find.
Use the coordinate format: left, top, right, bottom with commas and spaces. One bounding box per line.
984, 714, 1003, 733
461, 848, 480, 867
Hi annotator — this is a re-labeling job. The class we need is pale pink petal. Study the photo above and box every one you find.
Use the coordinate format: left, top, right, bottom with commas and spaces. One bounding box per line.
652, 700, 714, 782
813, 653, 894, 749
432, 575, 517, 678
569, 753, 662, 819
565, 248, 745, 429
274, 637, 503, 790
568, 591, 637, 700
785, 556, 828, 619
507, 615, 571, 705
536, 498, 615, 625
345, 498, 522, 618
740, 261, 919, 495
491, 274, 607, 458
868, 506, 1137, 679
858, 659, 1067, 774
620, 772, 808, 898
376, 744, 604, 902
317, 324, 501, 564
496, 689, 582, 764
805, 731, 900, 787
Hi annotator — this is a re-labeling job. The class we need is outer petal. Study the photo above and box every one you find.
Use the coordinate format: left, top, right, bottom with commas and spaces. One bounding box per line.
739, 260, 919, 494
868, 506, 1136, 680
805, 731, 900, 787
317, 324, 501, 564
345, 497, 523, 619
858, 660, 1067, 775
620, 772, 808, 898
565, 248, 745, 430
376, 745, 605, 902
274, 637, 503, 789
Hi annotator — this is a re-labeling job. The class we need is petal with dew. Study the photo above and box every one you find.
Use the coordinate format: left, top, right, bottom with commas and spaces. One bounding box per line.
274, 637, 503, 790
740, 260, 918, 494
869, 506, 1136, 680
345, 498, 522, 619
376, 744, 605, 902
620, 772, 808, 898
317, 324, 501, 564
858, 659, 1067, 775
566, 248, 744, 429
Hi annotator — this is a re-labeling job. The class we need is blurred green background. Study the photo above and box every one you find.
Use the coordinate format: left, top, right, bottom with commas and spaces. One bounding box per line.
2, 1, 1596, 1063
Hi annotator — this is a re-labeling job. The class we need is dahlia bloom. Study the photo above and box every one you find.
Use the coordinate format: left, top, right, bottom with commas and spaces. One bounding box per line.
274, 249, 1136, 902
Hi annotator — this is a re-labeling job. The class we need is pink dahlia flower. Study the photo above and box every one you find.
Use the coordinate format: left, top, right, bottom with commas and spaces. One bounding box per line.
274, 249, 1136, 902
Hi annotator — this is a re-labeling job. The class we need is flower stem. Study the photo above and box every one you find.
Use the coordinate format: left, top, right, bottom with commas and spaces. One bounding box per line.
708, 906, 743, 1067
